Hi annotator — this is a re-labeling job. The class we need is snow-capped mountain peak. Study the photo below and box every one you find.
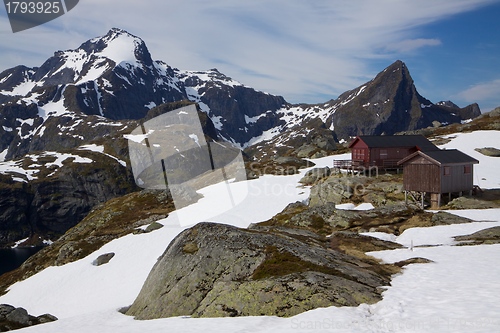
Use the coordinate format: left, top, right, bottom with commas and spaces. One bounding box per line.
82, 27, 153, 68
32, 28, 153, 88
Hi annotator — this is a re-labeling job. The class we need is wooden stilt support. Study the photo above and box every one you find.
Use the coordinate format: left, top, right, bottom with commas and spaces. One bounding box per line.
430, 193, 441, 209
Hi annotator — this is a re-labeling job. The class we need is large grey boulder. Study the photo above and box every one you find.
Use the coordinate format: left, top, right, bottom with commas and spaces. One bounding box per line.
125, 222, 391, 319
5, 307, 31, 326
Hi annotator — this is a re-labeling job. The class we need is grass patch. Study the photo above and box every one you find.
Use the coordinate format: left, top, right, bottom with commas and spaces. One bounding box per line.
182, 242, 199, 254
252, 246, 352, 281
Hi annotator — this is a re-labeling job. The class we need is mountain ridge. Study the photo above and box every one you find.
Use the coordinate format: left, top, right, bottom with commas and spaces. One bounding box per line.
0, 28, 480, 160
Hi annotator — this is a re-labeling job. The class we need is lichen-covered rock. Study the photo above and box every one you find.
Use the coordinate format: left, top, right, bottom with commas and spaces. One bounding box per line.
454, 226, 500, 245
299, 167, 331, 185
309, 176, 367, 206
125, 222, 393, 319
430, 211, 473, 225
475, 147, 500, 157
446, 196, 500, 210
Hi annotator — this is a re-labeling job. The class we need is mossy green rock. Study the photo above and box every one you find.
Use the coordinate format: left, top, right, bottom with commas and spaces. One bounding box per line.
126, 222, 391, 319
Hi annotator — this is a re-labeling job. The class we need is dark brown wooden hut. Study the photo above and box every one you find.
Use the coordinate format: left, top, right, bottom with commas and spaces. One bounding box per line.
398, 149, 479, 208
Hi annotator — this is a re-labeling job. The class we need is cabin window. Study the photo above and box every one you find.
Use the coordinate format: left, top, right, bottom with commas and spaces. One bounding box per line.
380, 149, 388, 159
464, 165, 471, 174
443, 166, 451, 176
353, 149, 365, 160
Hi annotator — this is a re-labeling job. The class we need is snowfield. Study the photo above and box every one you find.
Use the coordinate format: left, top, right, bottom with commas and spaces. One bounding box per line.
1, 131, 499, 332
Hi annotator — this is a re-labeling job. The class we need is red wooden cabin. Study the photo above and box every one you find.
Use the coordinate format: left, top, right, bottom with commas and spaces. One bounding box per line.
347, 135, 439, 169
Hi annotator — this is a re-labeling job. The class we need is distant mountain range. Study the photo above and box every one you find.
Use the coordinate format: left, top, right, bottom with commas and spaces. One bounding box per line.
0, 28, 480, 160
0, 28, 482, 248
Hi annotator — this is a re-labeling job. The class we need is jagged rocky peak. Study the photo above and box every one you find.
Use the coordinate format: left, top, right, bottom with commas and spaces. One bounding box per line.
329, 59, 480, 140
33, 28, 154, 87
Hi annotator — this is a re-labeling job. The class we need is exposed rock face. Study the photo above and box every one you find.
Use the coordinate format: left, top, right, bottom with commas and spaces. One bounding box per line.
263, 199, 436, 236
180, 69, 287, 144
454, 226, 500, 245
328, 60, 480, 140
0, 150, 136, 247
126, 222, 392, 319
475, 147, 500, 157
299, 167, 331, 185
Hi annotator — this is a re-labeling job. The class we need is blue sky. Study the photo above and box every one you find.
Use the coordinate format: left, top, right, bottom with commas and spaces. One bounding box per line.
1, 0, 499, 111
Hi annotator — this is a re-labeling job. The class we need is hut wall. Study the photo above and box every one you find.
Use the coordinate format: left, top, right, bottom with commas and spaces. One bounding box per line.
350, 140, 370, 165
370, 147, 414, 167
441, 164, 474, 193
402, 157, 441, 193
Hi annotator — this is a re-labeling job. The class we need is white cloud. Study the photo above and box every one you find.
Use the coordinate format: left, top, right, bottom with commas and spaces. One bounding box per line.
386, 38, 442, 53
457, 79, 500, 102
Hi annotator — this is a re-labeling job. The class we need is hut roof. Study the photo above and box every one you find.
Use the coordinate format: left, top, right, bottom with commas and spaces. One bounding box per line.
348, 135, 439, 152
398, 149, 479, 166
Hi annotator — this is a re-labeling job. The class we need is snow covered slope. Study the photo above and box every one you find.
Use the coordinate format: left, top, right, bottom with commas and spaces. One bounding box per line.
437, 130, 500, 189
1, 131, 499, 332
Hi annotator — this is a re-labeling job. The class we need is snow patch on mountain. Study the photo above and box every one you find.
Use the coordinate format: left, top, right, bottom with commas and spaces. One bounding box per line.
79, 144, 127, 167
37, 94, 71, 120
3, 80, 37, 97
0, 151, 93, 182
96, 29, 144, 68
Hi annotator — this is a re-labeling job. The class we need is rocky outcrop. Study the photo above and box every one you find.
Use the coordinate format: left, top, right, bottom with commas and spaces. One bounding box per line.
299, 167, 332, 186
454, 226, 500, 245
263, 194, 474, 237
445, 190, 500, 209
0, 304, 57, 331
475, 147, 500, 157
125, 222, 395, 319
0, 150, 137, 248
307, 173, 405, 208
